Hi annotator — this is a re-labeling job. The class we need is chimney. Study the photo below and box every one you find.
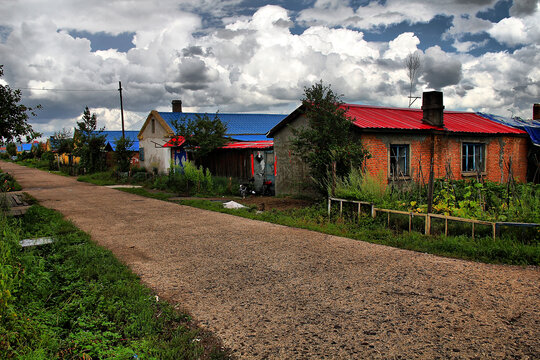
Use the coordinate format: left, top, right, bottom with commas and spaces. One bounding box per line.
172, 100, 182, 113
534, 104, 540, 120
421, 91, 444, 127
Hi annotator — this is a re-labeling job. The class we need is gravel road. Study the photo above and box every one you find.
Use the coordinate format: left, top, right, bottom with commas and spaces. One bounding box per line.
2, 161, 539, 359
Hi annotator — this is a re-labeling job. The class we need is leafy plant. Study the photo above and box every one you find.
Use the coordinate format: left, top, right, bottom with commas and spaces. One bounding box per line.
290, 80, 370, 194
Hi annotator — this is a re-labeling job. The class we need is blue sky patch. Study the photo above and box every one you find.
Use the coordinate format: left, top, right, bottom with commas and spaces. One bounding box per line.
68, 30, 135, 52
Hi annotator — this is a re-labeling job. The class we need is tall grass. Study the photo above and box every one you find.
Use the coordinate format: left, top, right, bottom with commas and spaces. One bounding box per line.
332, 168, 388, 204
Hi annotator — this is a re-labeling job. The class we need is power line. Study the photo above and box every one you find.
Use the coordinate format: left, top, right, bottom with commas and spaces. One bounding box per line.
19, 87, 117, 92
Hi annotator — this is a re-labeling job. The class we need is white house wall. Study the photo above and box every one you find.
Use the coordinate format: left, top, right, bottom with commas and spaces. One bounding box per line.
138, 115, 172, 174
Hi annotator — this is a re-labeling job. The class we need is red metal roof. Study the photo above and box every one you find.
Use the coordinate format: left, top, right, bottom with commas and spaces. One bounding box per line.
163, 137, 272, 149
163, 136, 186, 147
341, 104, 527, 134
222, 140, 273, 149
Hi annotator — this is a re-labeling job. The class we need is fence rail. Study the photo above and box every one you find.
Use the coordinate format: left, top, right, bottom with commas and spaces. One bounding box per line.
328, 197, 540, 240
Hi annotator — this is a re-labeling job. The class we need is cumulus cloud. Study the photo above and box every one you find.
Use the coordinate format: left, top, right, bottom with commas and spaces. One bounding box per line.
488, 17, 528, 46
1, 0, 539, 138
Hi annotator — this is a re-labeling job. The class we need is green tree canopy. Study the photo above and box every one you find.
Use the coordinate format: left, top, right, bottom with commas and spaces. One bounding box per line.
114, 136, 135, 173
51, 128, 74, 155
74, 106, 106, 173
0, 65, 41, 145
291, 80, 370, 194
171, 113, 228, 161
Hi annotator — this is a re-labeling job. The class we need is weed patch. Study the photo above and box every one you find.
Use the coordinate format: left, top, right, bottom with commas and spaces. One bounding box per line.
0, 206, 229, 359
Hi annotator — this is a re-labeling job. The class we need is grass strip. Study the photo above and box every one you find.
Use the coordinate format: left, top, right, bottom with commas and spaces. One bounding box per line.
0, 206, 229, 359
119, 187, 539, 266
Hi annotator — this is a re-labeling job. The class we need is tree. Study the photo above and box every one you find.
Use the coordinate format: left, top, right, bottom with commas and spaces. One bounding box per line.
74, 106, 106, 173
405, 53, 422, 108
291, 80, 370, 194
6, 143, 16, 157
114, 136, 135, 173
0, 65, 41, 144
171, 113, 228, 162
51, 128, 74, 155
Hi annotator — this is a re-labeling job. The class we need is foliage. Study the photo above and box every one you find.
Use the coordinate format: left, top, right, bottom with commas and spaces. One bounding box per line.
168, 161, 214, 195
73, 106, 106, 174
0, 170, 22, 192
333, 168, 388, 204
113, 136, 135, 172
51, 128, 74, 155
0, 206, 228, 359
290, 81, 370, 194
0, 65, 41, 145
6, 143, 16, 157
171, 113, 228, 161
331, 169, 540, 223
31, 142, 44, 159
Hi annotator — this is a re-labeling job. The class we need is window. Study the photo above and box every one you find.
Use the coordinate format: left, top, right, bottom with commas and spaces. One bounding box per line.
139, 147, 144, 161
151, 119, 155, 133
462, 143, 485, 172
390, 144, 409, 177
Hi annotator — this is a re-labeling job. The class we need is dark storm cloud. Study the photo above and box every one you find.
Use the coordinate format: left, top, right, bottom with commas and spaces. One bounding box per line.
454, 0, 494, 5
182, 45, 205, 56
510, 0, 539, 17
422, 50, 462, 89
178, 57, 213, 84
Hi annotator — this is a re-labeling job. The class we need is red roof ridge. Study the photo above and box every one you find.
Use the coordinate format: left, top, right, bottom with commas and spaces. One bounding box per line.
341, 103, 476, 114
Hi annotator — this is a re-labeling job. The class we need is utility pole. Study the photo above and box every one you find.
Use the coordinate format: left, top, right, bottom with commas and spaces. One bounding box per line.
118, 81, 125, 138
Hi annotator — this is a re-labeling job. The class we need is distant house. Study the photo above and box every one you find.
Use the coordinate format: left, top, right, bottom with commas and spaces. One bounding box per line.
101, 130, 140, 167
267, 91, 529, 196
137, 100, 285, 189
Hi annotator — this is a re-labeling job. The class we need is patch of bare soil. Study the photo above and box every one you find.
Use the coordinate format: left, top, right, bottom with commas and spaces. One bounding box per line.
237, 195, 315, 211
3, 160, 539, 360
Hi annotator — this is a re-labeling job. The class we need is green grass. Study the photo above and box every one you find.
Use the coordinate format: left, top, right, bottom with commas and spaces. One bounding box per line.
0, 206, 229, 359
77, 170, 119, 186
118, 187, 177, 201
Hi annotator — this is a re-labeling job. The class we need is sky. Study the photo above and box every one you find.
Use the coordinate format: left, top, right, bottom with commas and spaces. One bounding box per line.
1, 0, 539, 139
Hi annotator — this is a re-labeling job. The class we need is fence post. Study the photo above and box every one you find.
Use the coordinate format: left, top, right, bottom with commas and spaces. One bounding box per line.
409, 213, 412, 232
328, 198, 331, 217
339, 200, 343, 217
445, 216, 448, 237
425, 214, 431, 235
472, 222, 475, 239
371, 204, 376, 218
387, 211, 390, 227
358, 203, 361, 218
492, 223, 496, 240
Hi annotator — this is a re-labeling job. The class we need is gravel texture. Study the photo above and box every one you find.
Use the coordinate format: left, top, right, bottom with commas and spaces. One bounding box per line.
2, 161, 539, 359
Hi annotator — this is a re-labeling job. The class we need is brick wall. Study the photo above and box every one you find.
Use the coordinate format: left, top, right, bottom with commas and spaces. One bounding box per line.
362, 132, 528, 184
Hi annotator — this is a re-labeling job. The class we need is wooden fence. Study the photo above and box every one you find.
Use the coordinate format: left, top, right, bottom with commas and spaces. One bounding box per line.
328, 197, 540, 240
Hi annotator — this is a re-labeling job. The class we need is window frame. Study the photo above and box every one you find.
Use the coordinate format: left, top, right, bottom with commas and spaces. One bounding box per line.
388, 144, 410, 178
461, 142, 486, 174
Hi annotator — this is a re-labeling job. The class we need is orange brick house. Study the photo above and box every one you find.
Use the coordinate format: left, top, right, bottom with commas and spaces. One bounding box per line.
268, 92, 529, 196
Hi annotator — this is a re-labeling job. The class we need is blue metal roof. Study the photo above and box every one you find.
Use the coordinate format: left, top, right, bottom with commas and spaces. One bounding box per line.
477, 112, 540, 146
100, 131, 140, 151
158, 112, 285, 139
